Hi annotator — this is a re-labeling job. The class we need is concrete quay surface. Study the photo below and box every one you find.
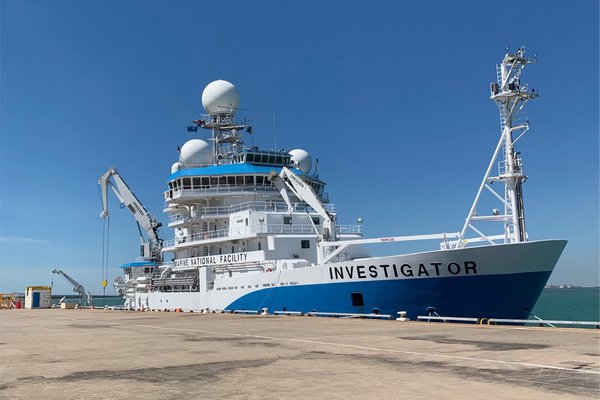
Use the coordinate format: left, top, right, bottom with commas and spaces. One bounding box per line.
0, 309, 598, 400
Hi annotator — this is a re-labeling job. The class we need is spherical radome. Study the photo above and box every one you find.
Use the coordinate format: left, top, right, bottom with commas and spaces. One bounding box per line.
289, 149, 312, 174
180, 139, 212, 166
201, 80, 240, 115
171, 162, 181, 174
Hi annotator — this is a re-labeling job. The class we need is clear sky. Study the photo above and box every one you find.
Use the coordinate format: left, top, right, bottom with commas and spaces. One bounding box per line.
1, 0, 598, 295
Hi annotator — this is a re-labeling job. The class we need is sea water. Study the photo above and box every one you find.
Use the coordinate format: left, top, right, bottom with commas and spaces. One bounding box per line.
531, 288, 600, 322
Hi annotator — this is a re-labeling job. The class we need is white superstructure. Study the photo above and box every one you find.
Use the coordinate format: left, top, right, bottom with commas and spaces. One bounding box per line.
104, 49, 566, 319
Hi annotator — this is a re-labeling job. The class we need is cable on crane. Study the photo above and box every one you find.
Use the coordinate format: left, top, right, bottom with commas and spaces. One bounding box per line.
99, 184, 110, 306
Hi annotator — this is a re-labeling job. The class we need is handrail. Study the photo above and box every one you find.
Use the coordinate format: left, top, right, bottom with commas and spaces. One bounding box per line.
416, 315, 600, 328
487, 318, 600, 328
168, 200, 337, 225
163, 222, 362, 248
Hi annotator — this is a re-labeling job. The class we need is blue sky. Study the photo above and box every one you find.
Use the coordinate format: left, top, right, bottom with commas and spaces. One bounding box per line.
1, 0, 598, 295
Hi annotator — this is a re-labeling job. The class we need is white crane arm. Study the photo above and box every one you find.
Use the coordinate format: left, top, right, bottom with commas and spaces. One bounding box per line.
269, 167, 336, 242
52, 269, 89, 306
98, 167, 161, 244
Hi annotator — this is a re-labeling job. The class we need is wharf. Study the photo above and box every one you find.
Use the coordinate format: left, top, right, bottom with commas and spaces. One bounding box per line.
0, 309, 598, 399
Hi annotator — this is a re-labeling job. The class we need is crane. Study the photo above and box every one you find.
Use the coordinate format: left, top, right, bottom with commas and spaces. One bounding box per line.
270, 167, 461, 265
269, 167, 337, 264
98, 167, 163, 262
52, 269, 91, 306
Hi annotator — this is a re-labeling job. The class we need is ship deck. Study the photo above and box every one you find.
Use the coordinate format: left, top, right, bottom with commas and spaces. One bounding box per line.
1, 309, 598, 399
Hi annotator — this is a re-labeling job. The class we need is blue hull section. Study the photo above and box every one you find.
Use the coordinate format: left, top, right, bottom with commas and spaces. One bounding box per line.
225, 271, 551, 320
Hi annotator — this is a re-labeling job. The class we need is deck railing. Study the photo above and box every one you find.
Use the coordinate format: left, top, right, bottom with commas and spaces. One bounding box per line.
168, 200, 337, 225
163, 222, 362, 248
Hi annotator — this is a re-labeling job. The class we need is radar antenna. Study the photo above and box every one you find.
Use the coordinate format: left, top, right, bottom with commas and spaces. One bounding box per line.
190, 80, 251, 164
454, 47, 537, 248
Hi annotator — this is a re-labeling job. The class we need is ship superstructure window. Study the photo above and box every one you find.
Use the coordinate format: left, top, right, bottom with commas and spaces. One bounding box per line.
283, 216, 292, 225
311, 217, 320, 225
243, 152, 290, 167
301, 240, 310, 249
169, 174, 277, 192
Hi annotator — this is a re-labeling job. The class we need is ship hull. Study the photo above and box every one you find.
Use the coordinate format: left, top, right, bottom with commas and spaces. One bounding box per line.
136, 239, 566, 319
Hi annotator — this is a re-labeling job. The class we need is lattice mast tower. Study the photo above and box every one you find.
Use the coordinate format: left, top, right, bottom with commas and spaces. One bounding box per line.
458, 47, 538, 247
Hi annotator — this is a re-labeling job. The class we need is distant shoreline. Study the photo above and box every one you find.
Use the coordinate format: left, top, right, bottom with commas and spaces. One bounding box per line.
544, 286, 599, 289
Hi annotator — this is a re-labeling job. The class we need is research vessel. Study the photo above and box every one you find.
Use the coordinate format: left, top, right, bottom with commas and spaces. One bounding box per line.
101, 48, 566, 319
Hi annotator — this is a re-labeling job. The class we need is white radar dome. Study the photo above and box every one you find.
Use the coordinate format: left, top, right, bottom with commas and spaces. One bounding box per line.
179, 139, 212, 167
171, 162, 182, 174
289, 149, 312, 174
201, 80, 240, 115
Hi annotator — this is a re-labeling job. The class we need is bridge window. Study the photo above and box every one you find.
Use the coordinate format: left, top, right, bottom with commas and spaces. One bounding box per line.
245, 176, 254, 185
247, 153, 255, 162
256, 176, 264, 185
227, 176, 236, 185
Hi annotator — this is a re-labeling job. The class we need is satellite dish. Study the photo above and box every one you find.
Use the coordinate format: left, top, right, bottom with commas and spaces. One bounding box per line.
201, 80, 240, 115
179, 139, 212, 166
289, 149, 312, 174
171, 162, 182, 174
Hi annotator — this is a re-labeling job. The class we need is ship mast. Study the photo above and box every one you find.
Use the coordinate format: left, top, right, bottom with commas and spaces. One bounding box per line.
188, 80, 250, 165
457, 47, 537, 248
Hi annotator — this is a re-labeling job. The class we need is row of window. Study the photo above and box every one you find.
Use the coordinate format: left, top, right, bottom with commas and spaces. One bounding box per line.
215, 281, 299, 291
124, 267, 155, 275
168, 174, 324, 195
241, 153, 291, 166
283, 216, 320, 227
168, 175, 274, 190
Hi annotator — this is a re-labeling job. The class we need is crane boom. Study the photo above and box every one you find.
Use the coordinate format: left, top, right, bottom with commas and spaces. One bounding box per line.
52, 269, 90, 306
269, 167, 336, 241
269, 167, 337, 264
98, 167, 163, 262
269, 167, 461, 265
